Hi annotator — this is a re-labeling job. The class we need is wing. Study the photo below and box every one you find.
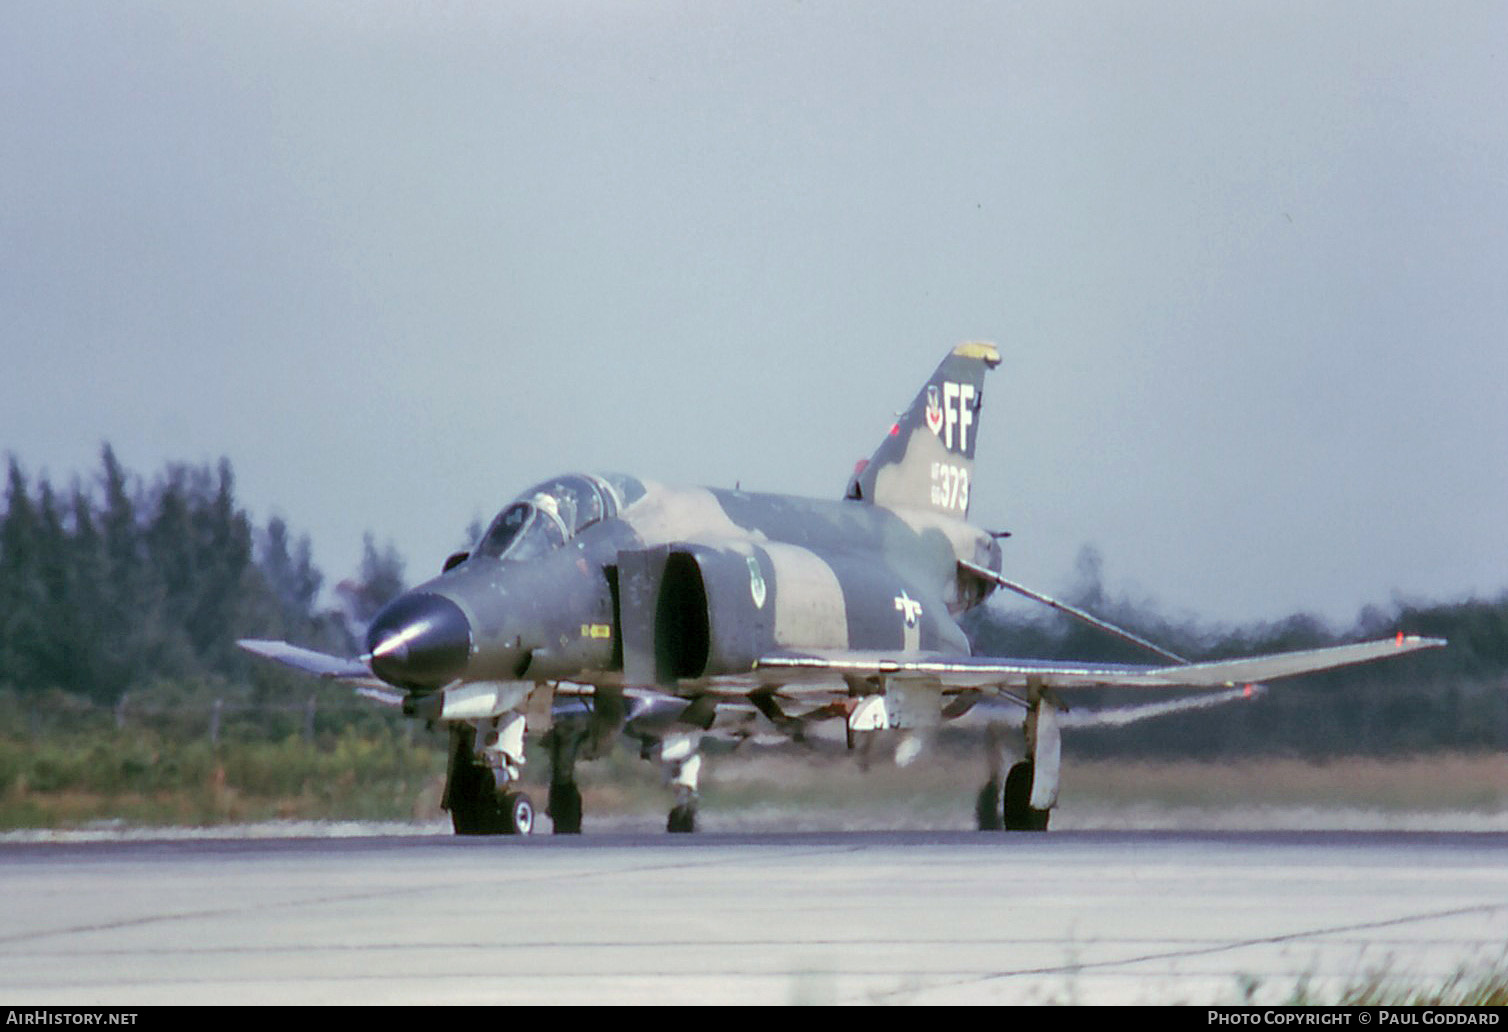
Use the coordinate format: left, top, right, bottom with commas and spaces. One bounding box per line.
238, 632, 1446, 734
237, 639, 405, 706
755, 634, 1446, 691
729, 635, 1445, 735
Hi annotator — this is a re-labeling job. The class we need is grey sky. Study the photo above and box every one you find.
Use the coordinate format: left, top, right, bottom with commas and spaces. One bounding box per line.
3, 2, 1505, 627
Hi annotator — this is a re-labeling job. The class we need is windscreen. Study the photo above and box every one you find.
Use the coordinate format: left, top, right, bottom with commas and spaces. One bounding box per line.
472, 474, 610, 562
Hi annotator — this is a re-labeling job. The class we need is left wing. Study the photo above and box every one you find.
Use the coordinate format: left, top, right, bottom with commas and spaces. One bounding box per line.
755, 634, 1446, 692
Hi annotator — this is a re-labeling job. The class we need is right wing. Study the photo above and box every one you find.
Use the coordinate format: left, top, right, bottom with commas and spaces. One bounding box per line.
237, 639, 405, 706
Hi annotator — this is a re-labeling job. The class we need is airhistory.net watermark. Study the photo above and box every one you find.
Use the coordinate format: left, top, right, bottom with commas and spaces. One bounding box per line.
5, 1013, 138, 1026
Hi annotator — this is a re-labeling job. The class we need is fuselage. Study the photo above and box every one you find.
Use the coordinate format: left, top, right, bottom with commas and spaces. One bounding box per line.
365, 474, 1002, 694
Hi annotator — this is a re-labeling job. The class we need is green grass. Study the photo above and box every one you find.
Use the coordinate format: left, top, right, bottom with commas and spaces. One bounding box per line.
0, 727, 448, 828
8, 728, 1508, 832
700, 746, 1508, 820
1066, 753, 1508, 813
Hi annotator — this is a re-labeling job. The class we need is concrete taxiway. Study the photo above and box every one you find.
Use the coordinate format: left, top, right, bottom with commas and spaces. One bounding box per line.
3, 829, 1507, 1005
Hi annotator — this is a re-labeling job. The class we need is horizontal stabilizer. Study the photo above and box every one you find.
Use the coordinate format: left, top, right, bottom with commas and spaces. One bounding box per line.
961, 683, 1263, 729
1059, 684, 1263, 727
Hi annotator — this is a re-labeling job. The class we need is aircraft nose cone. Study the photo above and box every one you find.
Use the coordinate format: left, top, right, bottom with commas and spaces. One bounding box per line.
366, 593, 472, 690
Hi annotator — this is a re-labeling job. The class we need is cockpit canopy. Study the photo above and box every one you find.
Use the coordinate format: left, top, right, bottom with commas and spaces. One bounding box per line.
473, 473, 643, 562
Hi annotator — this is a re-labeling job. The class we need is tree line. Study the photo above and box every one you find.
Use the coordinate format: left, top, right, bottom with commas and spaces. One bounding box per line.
0, 446, 404, 716
2, 449, 1504, 757
963, 548, 1508, 758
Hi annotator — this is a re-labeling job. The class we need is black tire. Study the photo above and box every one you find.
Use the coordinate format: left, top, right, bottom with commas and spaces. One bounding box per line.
548, 781, 583, 835
1003, 761, 1050, 832
975, 778, 1004, 831
667, 803, 696, 834
446, 730, 511, 836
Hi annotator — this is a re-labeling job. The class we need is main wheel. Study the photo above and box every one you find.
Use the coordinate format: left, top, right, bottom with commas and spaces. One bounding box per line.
667, 803, 696, 834
548, 781, 582, 835
1003, 761, 1050, 832
975, 778, 1004, 831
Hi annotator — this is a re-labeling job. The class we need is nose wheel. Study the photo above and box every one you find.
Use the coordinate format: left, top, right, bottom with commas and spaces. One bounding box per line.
447, 776, 536, 835
502, 791, 535, 835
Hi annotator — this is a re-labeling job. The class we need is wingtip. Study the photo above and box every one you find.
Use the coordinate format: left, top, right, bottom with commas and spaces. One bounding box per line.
1395, 634, 1448, 649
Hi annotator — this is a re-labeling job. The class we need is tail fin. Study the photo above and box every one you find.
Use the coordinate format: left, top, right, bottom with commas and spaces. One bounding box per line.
844, 341, 1000, 518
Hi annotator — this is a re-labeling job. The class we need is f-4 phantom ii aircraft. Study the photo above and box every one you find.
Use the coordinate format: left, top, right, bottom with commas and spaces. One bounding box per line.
241, 342, 1444, 835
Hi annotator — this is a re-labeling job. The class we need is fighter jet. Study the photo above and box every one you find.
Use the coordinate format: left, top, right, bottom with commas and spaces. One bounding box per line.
240, 342, 1444, 835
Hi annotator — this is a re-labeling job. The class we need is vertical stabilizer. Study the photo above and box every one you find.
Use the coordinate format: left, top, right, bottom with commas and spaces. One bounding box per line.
845, 342, 1000, 518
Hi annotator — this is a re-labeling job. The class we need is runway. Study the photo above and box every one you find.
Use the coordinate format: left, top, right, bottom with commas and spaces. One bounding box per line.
4, 829, 1508, 1005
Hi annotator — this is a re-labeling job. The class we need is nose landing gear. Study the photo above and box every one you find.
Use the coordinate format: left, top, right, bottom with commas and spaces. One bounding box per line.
444, 721, 535, 835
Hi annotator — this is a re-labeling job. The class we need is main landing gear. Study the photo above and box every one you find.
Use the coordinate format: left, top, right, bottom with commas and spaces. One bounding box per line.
975, 714, 1055, 833
975, 761, 1051, 832
544, 719, 588, 835
445, 724, 536, 835
443, 699, 705, 836
659, 733, 702, 834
